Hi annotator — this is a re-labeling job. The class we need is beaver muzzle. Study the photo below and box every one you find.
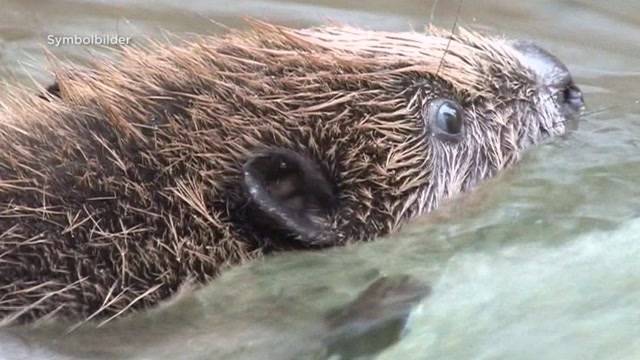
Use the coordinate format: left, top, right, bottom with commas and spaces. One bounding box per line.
512, 41, 585, 117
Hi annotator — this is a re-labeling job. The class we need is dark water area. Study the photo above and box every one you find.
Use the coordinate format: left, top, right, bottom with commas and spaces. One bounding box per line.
0, 1, 639, 359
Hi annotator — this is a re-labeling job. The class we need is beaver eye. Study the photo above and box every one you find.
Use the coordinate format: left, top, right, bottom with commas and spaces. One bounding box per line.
426, 99, 464, 142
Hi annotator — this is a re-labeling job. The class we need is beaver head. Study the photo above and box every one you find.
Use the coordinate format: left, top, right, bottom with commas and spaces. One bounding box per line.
0, 22, 583, 323
225, 24, 585, 247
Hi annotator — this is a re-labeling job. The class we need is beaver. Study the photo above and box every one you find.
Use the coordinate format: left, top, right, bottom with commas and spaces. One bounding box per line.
0, 22, 583, 325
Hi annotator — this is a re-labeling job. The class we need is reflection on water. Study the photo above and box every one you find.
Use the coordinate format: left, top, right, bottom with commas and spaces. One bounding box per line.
1, 0, 639, 359
382, 219, 640, 359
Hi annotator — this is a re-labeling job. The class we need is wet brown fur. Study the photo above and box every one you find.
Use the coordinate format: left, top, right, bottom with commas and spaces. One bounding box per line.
0, 22, 567, 324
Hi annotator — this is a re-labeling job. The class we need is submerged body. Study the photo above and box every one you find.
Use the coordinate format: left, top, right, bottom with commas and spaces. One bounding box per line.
0, 22, 582, 324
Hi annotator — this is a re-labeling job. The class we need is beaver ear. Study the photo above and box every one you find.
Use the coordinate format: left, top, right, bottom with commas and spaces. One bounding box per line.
242, 148, 339, 247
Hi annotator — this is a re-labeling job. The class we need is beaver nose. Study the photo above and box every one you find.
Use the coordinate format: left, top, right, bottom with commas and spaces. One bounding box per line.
512, 41, 585, 113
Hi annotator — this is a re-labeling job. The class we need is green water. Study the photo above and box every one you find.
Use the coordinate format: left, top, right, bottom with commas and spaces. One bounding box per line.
1, 1, 639, 359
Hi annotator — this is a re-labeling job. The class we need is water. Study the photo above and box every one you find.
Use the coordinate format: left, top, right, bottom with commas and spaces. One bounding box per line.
1, 0, 639, 359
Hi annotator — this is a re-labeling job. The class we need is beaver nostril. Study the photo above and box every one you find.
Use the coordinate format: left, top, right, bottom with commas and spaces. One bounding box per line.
564, 84, 585, 111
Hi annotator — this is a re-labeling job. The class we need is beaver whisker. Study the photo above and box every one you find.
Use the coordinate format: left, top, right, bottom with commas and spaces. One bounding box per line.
435, 0, 464, 78
581, 105, 619, 118
429, 0, 440, 25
